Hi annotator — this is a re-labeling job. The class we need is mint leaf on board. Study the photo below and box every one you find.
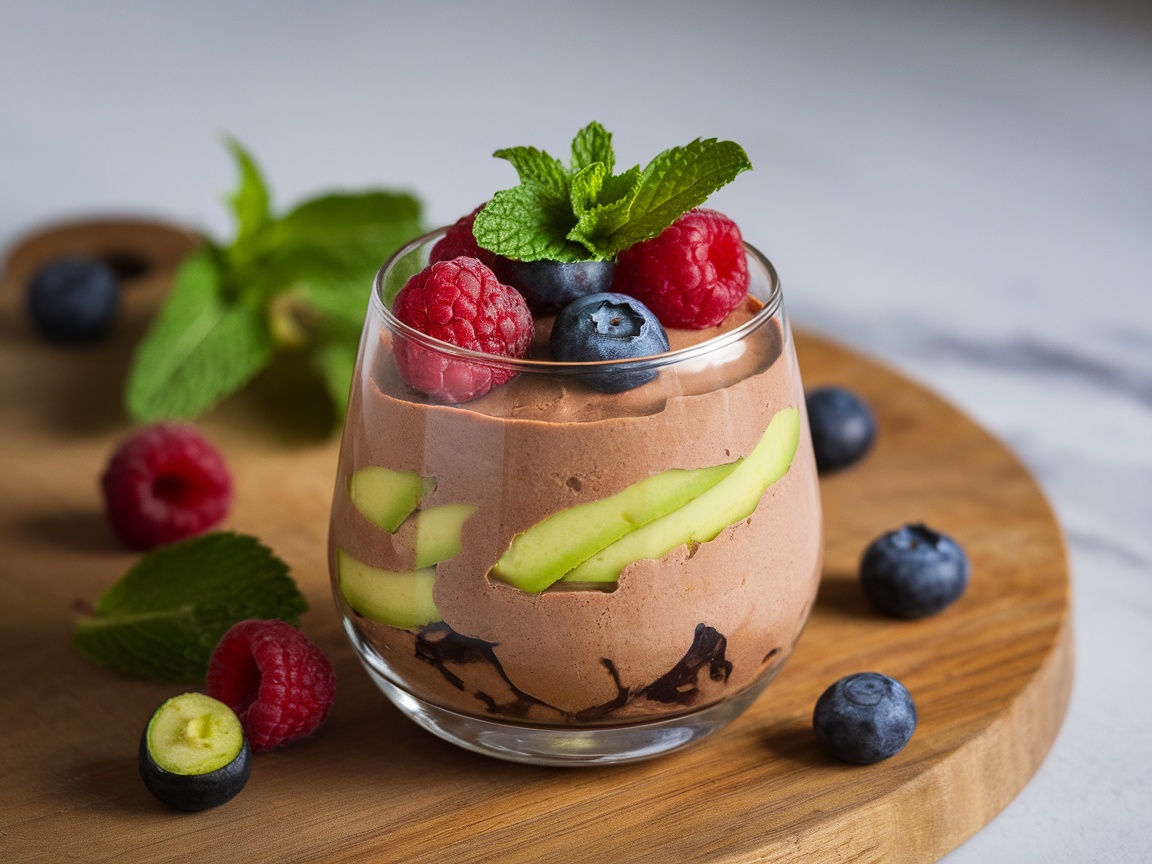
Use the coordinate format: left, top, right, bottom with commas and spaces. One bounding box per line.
473, 123, 752, 263
74, 532, 308, 683
224, 137, 272, 246
124, 139, 424, 425
125, 249, 274, 422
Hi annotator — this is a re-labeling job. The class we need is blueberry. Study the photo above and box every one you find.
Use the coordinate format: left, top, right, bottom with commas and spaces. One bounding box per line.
139, 693, 251, 811
813, 672, 917, 764
498, 258, 615, 312
550, 292, 670, 392
805, 386, 876, 474
860, 523, 969, 619
26, 257, 120, 344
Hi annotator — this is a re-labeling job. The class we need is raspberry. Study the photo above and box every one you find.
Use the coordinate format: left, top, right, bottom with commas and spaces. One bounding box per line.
613, 208, 749, 329
206, 620, 337, 752
101, 423, 233, 549
391, 256, 533, 403
429, 206, 497, 268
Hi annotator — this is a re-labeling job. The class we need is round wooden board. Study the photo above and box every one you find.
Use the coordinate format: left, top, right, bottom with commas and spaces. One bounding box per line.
0, 221, 1072, 864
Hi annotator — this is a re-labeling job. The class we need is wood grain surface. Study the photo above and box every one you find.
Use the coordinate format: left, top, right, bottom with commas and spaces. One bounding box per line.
0, 220, 1072, 864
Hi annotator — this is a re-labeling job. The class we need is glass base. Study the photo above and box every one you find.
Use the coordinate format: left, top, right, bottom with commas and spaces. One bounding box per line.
346, 618, 775, 767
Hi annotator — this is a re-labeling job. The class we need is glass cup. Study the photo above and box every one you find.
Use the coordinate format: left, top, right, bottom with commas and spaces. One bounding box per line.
328, 230, 823, 766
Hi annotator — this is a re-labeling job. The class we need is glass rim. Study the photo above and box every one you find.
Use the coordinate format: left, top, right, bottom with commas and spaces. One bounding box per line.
370, 227, 783, 374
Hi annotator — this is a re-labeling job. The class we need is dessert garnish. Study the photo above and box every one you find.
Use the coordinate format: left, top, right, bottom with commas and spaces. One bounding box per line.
549, 292, 670, 392
859, 524, 970, 619
472, 121, 751, 264
206, 619, 337, 751
101, 423, 233, 549
429, 206, 497, 268
805, 386, 877, 473
125, 137, 424, 423
26, 257, 120, 344
138, 692, 252, 811
613, 208, 748, 329
73, 532, 307, 682
391, 256, 533, 403
813, 672, 917, 764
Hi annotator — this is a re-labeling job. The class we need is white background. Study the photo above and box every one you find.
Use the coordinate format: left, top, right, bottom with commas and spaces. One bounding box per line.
3, 1, 1150, 860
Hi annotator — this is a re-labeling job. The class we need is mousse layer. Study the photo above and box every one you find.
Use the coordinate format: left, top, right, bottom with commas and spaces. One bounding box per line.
329, 299, 822, 725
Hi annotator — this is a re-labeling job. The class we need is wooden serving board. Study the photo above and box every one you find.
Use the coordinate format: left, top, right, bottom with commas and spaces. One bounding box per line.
0, 220, 1072, 864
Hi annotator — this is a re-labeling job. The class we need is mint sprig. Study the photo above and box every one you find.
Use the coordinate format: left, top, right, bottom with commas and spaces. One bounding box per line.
125, 138, 424, 424
73, 532, 308, 683
472, 122, 751, 263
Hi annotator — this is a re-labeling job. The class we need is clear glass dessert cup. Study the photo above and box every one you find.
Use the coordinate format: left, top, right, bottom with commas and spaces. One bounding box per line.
328, 230, 823, 766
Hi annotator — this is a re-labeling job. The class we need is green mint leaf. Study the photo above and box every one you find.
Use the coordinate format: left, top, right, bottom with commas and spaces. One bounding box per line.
224, 137, 273, 246
473, 183, 589, 262
268, 190, 423, 275
567, 165, 643, 256
310, 337, 358, 418
125, 249, 273, 421
74, 533, 308, 683
570, 122, 614, 175
591, 138, 752, 256
492, 147, 569, 198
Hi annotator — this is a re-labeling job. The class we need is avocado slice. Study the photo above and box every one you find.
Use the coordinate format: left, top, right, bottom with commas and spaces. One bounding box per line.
490, 461, 741, 594
139, 692, 251, 811
337, 550, 441, 628
409, 503, 479, 568
561, 407, 801, 584
349, 466, 435, 533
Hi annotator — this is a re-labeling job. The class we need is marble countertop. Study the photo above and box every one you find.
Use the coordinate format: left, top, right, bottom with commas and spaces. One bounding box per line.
3, 0, 1149, 860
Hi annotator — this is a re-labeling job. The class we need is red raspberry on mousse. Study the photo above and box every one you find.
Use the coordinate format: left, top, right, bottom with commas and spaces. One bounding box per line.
391, 256, 533, 404
429, 206, 497, 269
614, 208, 749, 329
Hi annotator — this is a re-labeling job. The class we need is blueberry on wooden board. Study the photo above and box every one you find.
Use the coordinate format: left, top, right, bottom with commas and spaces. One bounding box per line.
860, 523, 970, 619
139, 692, 251, 811
813, 672, 917, 764
805, 386, 876, 474
26, 257, 120, 344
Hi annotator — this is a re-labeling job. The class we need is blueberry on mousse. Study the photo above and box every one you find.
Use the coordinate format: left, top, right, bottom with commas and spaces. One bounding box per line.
497, 258, 616, 313
805, 386, 876, 474
813, 672, 917, 764
26, 257, 120, 344
550, 292, 670, 393
860, 523, 970, 619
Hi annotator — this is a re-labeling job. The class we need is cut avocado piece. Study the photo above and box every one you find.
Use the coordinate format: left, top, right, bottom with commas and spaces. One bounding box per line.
490, 460, 741, 594
349, 466, 436, 533
562, 407, 801, 584
409, 503, 478, 568
139, 692, 251, 811
337, 550, 441, 628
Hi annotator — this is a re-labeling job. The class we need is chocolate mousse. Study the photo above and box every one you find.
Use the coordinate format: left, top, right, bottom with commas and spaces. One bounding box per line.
329, 293, 823, 727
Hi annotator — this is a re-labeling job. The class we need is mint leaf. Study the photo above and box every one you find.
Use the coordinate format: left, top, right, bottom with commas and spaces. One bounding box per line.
570, 122, 614, 175
473, 183, 588, 261
590, 138, 752, 256
568, 165, 643, 256
474, 125, 751, 263
74, 533, 308, 683
492, 147, 569, 198
224, 137, 272, 246
269, 190, 422, 273
125, 138, 424, 425
311, 337, 358, 417
125, 249, 273, 421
